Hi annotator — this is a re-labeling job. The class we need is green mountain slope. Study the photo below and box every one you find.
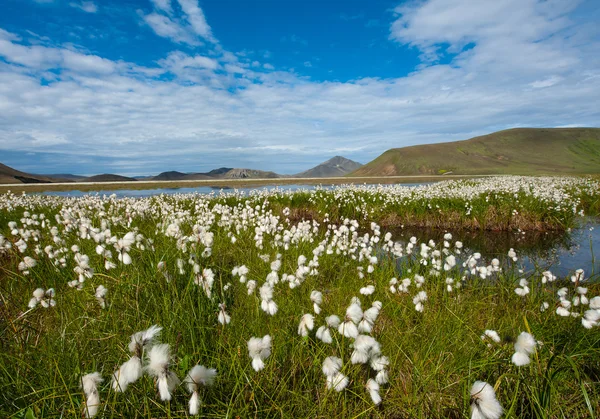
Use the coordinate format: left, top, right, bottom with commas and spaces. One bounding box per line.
350, 128, 600, 176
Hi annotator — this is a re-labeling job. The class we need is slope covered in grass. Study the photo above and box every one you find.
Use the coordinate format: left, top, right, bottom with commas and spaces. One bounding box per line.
351, 128, 600, 176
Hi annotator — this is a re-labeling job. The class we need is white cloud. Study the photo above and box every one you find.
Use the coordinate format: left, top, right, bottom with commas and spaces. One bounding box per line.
151, 0, 173, 15
140, 0, 215, 46
69, 1, 98, 13
141, 12, 202, 46
176, 0, 214, 41
529, 76, 563, 89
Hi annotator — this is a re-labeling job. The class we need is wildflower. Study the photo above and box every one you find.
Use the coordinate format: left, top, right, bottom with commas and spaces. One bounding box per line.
322, 356, 342, 376
570, 269, 585, 284
358, 303, 380, 334
351, 335, 380, 364
259, 283, 278, 315
326, 372, 349, 392
184, 365, 217, 415
195, 268, 215, 298
316, 315, 340, 344
360, 285, 375, 296
412, 290, 427, 312
18, 256, 36, 274
28, 288, 55, 308
147, 343, 180, 401
310, 290, 323, 314
514, 278, 529, 296
116, 232, 135, 265
298, 313, 315, 337
112, 325, 162, 392
339, 301, 362, 338
582, 309, 600, 329
590, 296, 600, 310
95, 285, 107, 309
246, 280, 257, 295
366, 378, 381, 405
480, 330, 501, 347
248, 335, 272, 371
81, 372, 103, 418
470, 381, 503, 419
218, 303, 231, 325
511, 332, 537, 366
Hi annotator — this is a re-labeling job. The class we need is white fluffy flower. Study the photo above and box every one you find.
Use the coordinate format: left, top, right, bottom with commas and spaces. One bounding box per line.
470, 381, 503, 419
511, 332, 537, 366
184, 365, 217, 415
298, 313, 315, 337
81, 372, 103, 418
147, 344, 180, 401
248, 335, 272, 371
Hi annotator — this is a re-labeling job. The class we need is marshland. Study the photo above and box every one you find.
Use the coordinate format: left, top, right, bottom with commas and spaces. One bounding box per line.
1, 176, 599, 418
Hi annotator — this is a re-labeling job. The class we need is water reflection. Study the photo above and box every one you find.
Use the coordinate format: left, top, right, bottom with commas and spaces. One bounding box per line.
390, 219, 599, 279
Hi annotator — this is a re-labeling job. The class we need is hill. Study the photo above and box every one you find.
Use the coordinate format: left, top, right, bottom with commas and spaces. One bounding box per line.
221, 168, 280, 179
82, 174, 138, 182
0, 162, 54, 184
44, 174, 87, 182
350, 128, 600, 176
295, 156, 362, 177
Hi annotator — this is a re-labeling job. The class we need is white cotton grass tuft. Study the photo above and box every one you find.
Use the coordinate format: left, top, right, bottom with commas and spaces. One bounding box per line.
338, 301, 362, 338
184, 365, 217, 415
248, 335, 272, 371
511, 331, 537, 366
95, 285, 107, 309
366, 378, 381, 405
470, 381, 503, 419
112, 325, 158, 392
298, 313, 315, 337
360, 285, 375, 296
310, 290, 323, 314
316, 315, 340, 344
146, 343, 180, 401
322, 356, 342, 377
218, 303, 231, 325
112, 356, 143, 392
81, 372, 103, 418
326, 372, 349, 392
480, 330, 501, 347
582, 309, 600, 329
28, 287, 56, 309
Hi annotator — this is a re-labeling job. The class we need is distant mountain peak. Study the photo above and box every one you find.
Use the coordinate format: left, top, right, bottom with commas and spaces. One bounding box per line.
295, 156, 362, 178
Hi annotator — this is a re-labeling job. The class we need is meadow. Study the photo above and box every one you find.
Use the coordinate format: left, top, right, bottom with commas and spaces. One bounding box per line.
0, 176, 599, 419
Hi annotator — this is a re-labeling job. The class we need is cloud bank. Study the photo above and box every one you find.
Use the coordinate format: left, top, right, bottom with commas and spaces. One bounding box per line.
0, 0, 599, 175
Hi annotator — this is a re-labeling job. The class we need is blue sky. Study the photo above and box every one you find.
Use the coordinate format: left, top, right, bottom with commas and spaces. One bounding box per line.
0, 0, 599, 176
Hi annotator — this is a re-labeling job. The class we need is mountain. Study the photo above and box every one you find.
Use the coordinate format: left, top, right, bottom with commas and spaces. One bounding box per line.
350, 128, 600, 176
295, 156, 363, 177
221, 168, 280, 179
44, 174, 87, 182
82, 174, 138, 182
0, 162, 54, 184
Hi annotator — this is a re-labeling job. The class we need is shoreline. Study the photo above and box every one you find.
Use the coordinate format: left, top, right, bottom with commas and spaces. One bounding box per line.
0, 174, 490, 193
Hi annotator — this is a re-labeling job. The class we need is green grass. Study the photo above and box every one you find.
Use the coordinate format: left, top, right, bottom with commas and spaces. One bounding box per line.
351, 128, 600, 176
0, 180, 599, 418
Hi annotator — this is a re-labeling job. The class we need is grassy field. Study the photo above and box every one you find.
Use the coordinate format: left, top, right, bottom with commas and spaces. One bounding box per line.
1, 177, 599, 418
351, 128, 600, 177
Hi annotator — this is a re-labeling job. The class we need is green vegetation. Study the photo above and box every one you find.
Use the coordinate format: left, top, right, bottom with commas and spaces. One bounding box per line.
0, 177, 599, 418
351, 128, 600, 177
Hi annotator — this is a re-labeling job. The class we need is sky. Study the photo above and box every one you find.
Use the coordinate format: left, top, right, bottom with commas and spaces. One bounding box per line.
0, 0, 599, 176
